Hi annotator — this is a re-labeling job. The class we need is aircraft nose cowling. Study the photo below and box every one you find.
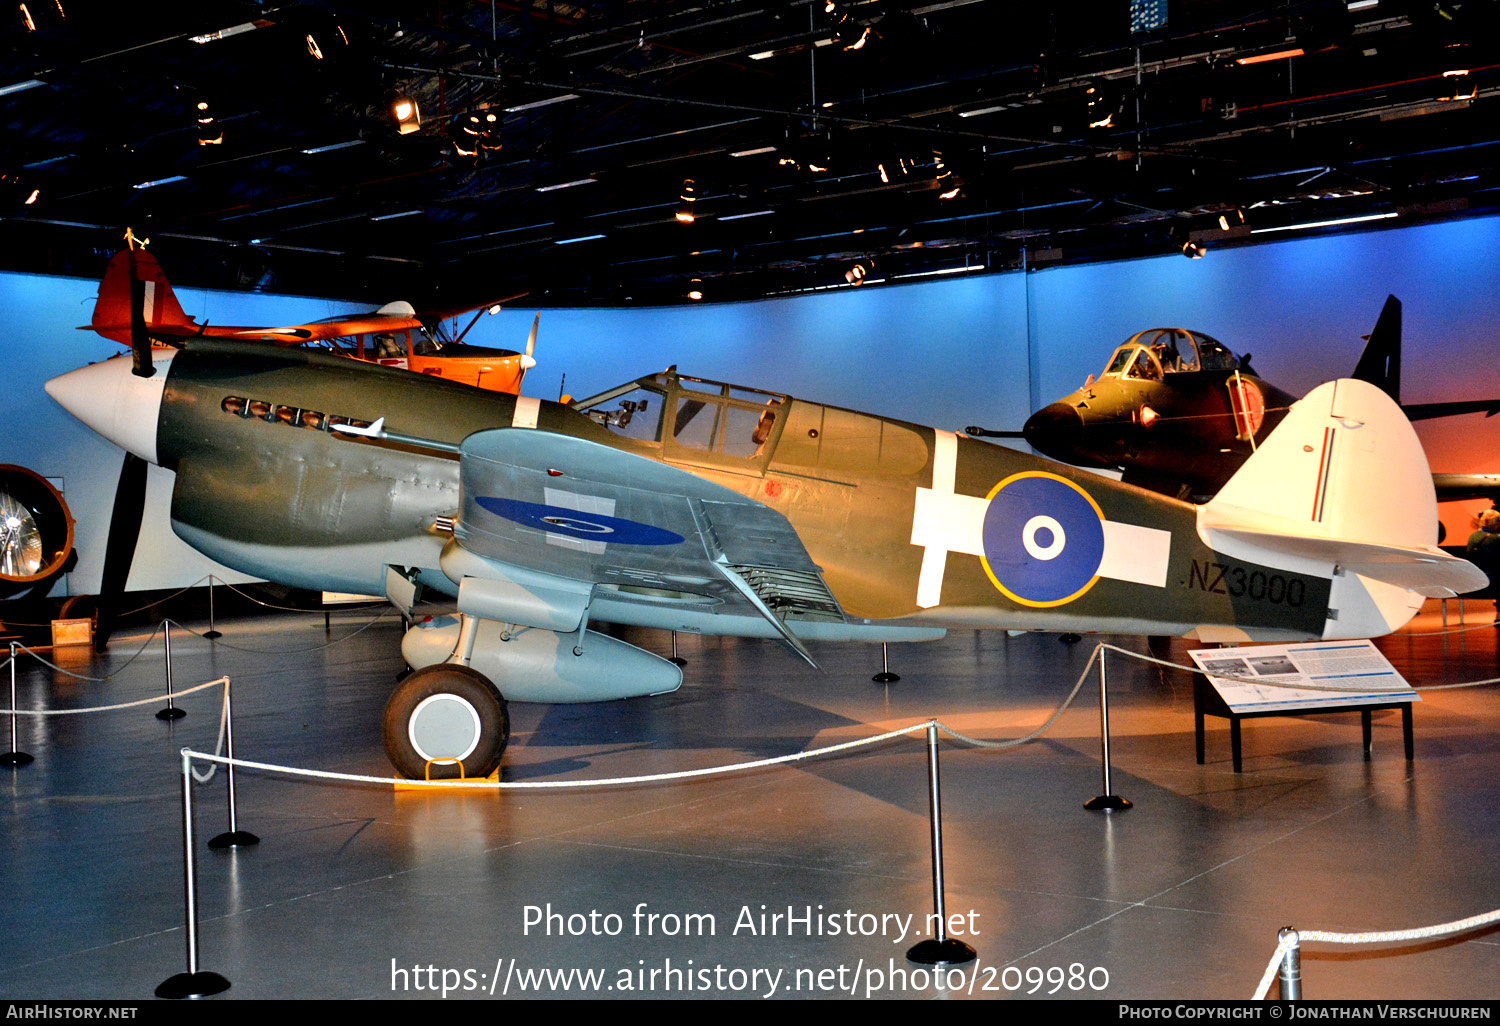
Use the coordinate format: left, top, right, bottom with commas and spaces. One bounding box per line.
44, 352, 174, 465
1022, 402, 1088, 464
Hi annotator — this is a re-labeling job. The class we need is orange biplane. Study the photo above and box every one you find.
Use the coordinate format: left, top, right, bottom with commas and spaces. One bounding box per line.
87, 243, 537, 394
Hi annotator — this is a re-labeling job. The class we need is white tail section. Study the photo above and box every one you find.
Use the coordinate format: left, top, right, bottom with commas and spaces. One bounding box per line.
1200, 378, 1485, 637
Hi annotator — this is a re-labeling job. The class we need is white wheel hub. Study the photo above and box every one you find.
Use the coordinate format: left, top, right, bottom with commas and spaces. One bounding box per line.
408, 693, 482, 766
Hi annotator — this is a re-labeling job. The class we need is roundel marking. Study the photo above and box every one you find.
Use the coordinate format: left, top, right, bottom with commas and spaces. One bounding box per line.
475, 496, 685, 546
980, 472, 1105, 607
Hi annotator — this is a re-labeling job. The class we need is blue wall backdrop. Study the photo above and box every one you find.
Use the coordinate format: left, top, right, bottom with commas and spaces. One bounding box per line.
6, 213, 1497, 593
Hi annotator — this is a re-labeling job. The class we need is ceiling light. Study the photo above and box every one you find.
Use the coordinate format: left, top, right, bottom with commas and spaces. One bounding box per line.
190, 19, 273, 44
306, 34, 323, 59
393, 98, 420, 134
730, 146, 777, 157
958, 104, 1008, 118
302, 140, 365, 154
676, 178, 697, 224
554, 233, 606, 245
19, 3, 35, 31
196, 100, 222, 146
1250, 212, 1397, 234
1236, 47, 1305, 65
688, 279, 703, 301
748, 50, 776, 60
504, 94, 580, 112
939, 186, 962, 200
890, 264, 987, 280
0, 79, 45, 97
371, 210, 422, 221
1347, 0, 1379, 9
536, 177, 597, 192
719, 209, 774, 221
133, 176, 188, 190
1181, 239, 1206, 258
844, 26, 871, 50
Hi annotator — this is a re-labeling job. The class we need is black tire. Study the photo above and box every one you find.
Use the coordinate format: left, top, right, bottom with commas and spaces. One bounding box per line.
382, 664, 509, 780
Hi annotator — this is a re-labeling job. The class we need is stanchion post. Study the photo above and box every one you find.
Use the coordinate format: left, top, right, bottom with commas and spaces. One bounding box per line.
2, 642, 34, 767
156, 621, 186, 722
907, 722, 976, 966
209, 678, 259, 850
873, 641, 900, 683
1277, 927, 1302, 1000
1085, 648, 1131, 812
156, 750, 230, 999
668, 630, 686, 667
204, 576, 222, 640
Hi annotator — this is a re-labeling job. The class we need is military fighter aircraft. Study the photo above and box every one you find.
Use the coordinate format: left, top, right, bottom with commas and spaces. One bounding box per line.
1002, 298, 1500, 501
89, 244, 537, 394
45, 339, 1482, 779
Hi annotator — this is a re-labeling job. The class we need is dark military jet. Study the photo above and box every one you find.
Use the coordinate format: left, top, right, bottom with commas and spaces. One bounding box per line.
994, 298, 1500, 502
45, 340, 1481, 778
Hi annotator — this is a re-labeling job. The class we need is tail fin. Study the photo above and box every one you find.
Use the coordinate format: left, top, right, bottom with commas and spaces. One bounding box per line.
1200, 378, 1484, 636
1350, 294, 1401, 403
89, 248, 199, 345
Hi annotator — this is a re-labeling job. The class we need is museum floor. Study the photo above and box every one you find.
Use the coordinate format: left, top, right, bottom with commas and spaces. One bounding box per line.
2, 600, 1499, 1002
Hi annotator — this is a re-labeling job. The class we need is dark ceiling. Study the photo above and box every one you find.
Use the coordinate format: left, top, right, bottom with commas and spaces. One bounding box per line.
2, 0, 1497, 306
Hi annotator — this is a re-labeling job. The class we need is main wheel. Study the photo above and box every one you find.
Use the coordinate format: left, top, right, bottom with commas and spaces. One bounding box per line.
383, 664, 510, 780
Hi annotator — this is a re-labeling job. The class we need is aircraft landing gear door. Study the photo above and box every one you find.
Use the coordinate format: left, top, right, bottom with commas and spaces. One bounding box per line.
663, 374, 786, 477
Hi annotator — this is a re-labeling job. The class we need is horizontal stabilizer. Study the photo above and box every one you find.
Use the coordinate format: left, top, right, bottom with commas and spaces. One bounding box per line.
1198, 514, 1484, 597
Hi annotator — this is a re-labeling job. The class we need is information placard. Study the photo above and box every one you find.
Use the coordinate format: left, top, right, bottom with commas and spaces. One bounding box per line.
1187, 640, 1418, 714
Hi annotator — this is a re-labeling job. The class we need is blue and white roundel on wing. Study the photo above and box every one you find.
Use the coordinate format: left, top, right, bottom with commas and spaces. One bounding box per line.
475, 496, 685, 546
980, 472, 1105, 606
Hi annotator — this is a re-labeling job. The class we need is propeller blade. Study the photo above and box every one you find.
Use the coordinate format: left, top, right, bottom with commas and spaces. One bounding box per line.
93, 452, 148, 651
519, 312, 540, 384
128, 253, 156, 379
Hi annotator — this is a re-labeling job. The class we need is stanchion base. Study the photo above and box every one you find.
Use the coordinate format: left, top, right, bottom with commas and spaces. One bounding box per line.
906, 938, 977, 965
0, 751, 34, 767
155, 970, 230, 999
208, 830, 260, 850
155, 707, 187, 721
203, 630, 222, 640
872, 672, 900, 683
668, 657, 687, 667
1084, 795, 1132, 812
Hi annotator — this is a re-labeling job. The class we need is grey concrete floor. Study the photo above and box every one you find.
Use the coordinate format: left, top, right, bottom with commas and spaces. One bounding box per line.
1, 602, 1498, 1001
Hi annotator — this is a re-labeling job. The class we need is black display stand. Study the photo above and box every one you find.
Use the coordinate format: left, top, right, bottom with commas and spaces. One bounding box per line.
1194, 676, 1414, 773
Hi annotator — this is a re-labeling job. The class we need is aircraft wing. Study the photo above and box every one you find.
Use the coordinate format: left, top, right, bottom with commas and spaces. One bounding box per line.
450, 429, 837, 663
224, 292, 531, 345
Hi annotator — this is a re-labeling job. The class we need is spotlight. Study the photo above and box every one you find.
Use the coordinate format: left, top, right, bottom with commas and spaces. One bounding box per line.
196, 100, 223, 146
688, 279, 703, 301
1172, 229, 1207, 258
676, 179, 697, 223
306, 34, 323, 59
393, 97, 420, 134
845, 259, 872, 285
1217, 208, 1246, 231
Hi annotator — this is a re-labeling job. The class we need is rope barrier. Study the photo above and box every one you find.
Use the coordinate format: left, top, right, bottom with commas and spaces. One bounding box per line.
1251, 908, 1500, 999
164, 608, 393, 654
215, 579, 384, 613
936, 645, 1099, 749
10, 623, 168, 682
3, 677, 227, 715
181, 720, 939, 789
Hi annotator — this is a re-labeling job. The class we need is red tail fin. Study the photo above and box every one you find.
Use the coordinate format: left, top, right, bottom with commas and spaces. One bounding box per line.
89, 249, 198, 344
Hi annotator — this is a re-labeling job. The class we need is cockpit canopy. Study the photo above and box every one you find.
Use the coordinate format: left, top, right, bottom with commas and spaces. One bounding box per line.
1100, 328, 1240, 382
572, 369, 787, 461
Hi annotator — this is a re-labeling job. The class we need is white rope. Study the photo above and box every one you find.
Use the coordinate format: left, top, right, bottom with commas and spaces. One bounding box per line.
3, 676, 227, 715
181, 720, 940, 790
1251, 936, 1298, 1000
1251, 908, 1500, 999
936, 646, 1098, 748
